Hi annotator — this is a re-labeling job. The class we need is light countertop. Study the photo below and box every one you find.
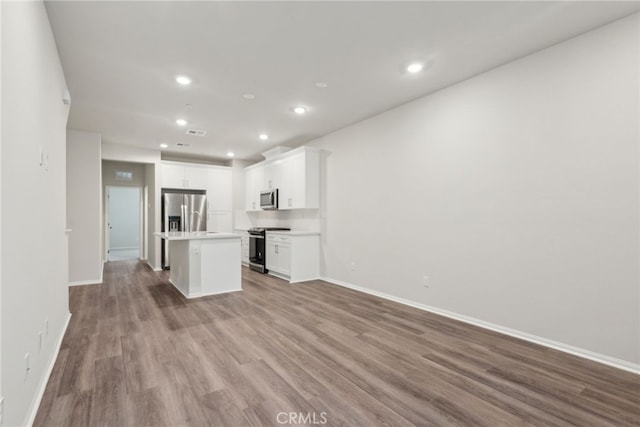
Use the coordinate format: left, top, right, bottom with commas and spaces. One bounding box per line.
265, 230, 320, 236
154, 231, 241, 241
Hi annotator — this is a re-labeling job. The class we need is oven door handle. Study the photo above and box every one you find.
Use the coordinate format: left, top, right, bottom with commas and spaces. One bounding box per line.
249, 235, 265, 239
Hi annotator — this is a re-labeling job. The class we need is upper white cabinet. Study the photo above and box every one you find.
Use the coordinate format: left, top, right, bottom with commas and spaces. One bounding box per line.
161, 163, 188, 188
278, 149, 319, 210
161, 162, 207, 190
244, 146, 319, 211
184, 166, 207, 190
263, 160, 283, 191
245, 164, 264, 212
206, 167, 232, 211
205, 166, 232, 232
206, 211, 232, 233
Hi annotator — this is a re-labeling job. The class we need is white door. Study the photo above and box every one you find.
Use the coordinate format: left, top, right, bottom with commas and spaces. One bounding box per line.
107, 187, 141, 261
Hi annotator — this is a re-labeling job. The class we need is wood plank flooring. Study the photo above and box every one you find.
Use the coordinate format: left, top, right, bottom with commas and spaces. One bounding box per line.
34, 261, 639, 426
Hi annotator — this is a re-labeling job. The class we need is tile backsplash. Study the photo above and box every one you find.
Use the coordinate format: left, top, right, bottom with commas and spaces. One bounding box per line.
235, 209, 322, 231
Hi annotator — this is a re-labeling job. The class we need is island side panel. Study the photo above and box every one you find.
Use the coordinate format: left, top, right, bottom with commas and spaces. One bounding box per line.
168, 239, 195, 297
200, 238, 242, 295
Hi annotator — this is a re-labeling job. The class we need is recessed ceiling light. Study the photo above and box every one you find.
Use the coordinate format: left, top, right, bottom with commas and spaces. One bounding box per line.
184, 103, 192, 109
243, 93, 256, 100
315, 81, 328, 88
292, 106, 307, 115
259, 133, 269, 141
176, 119, 187, 126
176, 75, 191, 85
407, 62, 424, 74
227, 151, 235, 157
159, 143, 168, 149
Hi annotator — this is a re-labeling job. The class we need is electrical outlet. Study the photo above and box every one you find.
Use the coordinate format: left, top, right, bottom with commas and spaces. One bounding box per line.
25, 353, 30, 378
423, 276, 429, 288
350, 261, 356, 271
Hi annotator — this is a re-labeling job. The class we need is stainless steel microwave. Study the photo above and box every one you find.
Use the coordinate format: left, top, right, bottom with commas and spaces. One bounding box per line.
260, 189, 279, 210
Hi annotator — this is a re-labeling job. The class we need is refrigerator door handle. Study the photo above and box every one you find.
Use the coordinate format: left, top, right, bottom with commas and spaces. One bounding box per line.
181, 202, 187, 232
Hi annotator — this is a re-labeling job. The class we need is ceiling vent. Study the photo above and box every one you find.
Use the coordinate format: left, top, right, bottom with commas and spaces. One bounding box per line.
186, 129, 207, 136
176, 142, 191, 148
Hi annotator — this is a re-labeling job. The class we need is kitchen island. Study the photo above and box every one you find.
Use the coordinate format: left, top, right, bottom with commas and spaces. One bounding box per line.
154, 231, 241, 298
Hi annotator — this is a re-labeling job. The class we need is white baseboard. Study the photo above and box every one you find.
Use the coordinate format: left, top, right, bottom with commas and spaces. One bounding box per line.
68, 261, 104, 286
68, 279, 101, 286
146, 259, 162, 272
167, 278, 241, 299
320, 276, 640, 375
25, 312, 72, 427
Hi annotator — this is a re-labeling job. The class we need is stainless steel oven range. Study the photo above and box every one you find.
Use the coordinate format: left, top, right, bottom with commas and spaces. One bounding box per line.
248, 227, 290, 273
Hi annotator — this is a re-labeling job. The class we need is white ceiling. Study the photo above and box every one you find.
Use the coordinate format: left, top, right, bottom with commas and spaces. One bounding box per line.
45, 1, 639, 161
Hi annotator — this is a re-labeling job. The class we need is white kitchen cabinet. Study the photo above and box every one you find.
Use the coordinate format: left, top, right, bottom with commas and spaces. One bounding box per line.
235, 230, 250, 266
265, 236, 277, 272
245, 147, 319, 211
266, 232, 319, 283
263, 160, 283, 191
206, 211, 232, 233
206, 167, 232, 211
278, 149, 319, 210
161, 162, 207, 190
184, 166, 207, 190
245, 164, 264, 212
277, 240, 291, 276
266, 234, 291, 276
161, 163, 188, 188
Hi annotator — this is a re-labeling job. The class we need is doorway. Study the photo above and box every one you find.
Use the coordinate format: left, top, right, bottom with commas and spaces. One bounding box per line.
106, 186, 142, 261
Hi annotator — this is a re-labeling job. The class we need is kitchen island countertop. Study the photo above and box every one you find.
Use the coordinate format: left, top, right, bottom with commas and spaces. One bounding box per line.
154, 231, 240, 241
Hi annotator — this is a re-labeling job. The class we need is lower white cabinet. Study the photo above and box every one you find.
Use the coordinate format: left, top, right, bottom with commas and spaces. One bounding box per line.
235, 230, 250, 266
265, 232, 319, 283
266, 235, 291, 276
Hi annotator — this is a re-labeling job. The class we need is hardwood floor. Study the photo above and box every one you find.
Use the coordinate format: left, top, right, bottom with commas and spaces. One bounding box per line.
34, 261, 639, 426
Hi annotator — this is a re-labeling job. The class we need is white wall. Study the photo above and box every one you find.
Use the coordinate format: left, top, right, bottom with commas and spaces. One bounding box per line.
1, 2, 72, 425
145, 164, 160, 269
308, 14, 639, 366
67, 130, 102, 284
0, 0, 4, 410
102, 160, 145, 187
102, 142, 160, 164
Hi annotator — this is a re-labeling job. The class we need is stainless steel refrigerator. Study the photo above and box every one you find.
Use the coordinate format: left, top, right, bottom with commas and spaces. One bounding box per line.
161, 189, 207, 269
